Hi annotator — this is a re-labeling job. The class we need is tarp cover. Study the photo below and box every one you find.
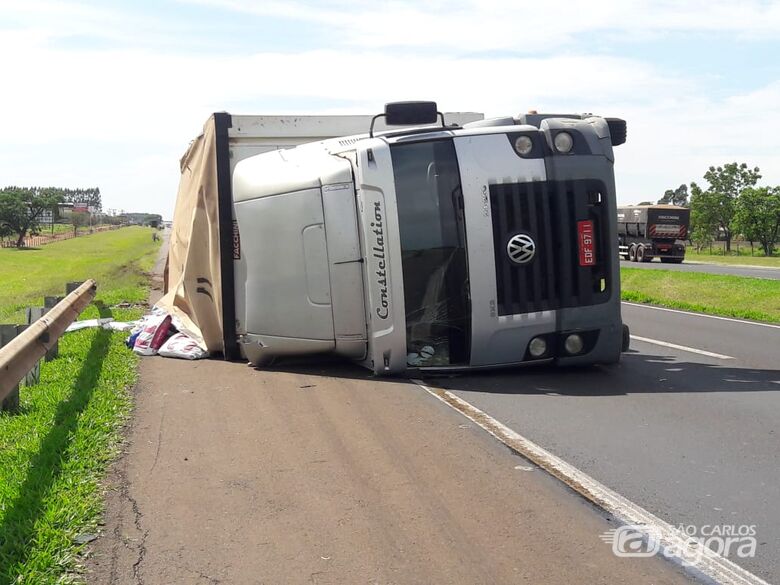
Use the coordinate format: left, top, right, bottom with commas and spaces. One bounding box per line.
156, 116, 224, 352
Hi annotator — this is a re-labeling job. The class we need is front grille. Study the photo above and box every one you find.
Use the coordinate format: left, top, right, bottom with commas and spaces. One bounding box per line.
490, 179, 610, 316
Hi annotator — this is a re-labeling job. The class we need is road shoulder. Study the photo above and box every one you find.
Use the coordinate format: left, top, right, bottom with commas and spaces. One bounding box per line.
86, 356, 695, 584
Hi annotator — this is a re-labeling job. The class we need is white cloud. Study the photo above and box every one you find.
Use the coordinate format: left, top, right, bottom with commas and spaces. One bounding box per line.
1, 1, 779, 216
184, 0, 780, 49
0, 31, 685, 144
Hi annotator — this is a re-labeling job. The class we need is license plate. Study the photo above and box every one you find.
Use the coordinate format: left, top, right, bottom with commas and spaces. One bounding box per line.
577, 220, 596, 266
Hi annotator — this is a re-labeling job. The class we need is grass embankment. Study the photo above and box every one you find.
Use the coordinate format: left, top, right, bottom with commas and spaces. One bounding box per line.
621, 267, 780, 323
0, 227, 160, 584
0, 226, 159, 322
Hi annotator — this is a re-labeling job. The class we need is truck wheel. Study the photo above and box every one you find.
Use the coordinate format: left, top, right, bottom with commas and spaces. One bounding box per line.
636, 245, 645, 262
628, 244, 637, 262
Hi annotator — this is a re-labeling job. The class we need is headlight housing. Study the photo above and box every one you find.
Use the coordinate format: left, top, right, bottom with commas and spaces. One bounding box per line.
564, 333, 584, 355
514, 135, 534, 156
553, 131, 574, 154
528, 337, 548, 358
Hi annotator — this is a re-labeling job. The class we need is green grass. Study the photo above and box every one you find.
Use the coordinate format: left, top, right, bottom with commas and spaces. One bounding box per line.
0, 228, 160, 584
0, 226, 159, 322
621, 267, 780, 323
685, 249, 780, 268
39, 223, 86, 236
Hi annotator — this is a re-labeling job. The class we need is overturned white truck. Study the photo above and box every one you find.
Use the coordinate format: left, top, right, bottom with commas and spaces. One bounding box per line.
160, 102, 629, 374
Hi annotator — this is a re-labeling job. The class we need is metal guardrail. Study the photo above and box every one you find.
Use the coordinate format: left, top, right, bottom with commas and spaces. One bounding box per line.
0, 280, 97, 403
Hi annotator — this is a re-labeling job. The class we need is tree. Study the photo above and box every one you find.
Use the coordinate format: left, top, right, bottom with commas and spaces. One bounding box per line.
0, 187, 63, 248
61, 187, 102, 211
689, 181, 716, 245
0, 193, 23, 242
690, 224, 714, 252
0, 220, 13, 241
637, 201, 654, 206
734, 186, 780, 256
71, 211, 91, 236
658, 184, 688, 206
689, 182, 711, 251
690, 163, 761, 252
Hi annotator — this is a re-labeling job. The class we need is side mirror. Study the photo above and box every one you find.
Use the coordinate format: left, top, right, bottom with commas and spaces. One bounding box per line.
605, 118, 627, 146
370, 101, 443, 137
385, 101, 438, 125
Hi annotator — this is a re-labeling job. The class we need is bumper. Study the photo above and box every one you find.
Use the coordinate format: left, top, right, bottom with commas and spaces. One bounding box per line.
415, 320, 626, 374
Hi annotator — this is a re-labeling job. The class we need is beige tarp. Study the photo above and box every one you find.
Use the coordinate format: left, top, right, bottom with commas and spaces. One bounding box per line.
157, 116, 224, 352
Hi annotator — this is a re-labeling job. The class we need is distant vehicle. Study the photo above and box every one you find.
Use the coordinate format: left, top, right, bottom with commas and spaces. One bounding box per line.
617, 205, 690, 263
163, 102, 631, 374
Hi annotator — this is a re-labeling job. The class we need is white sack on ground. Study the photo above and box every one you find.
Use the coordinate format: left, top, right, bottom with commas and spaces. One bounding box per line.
158, 333, 209, 360
133, 314, 173, 356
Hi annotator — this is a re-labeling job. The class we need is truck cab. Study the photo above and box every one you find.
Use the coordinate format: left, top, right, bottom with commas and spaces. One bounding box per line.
231, 102, 629, 374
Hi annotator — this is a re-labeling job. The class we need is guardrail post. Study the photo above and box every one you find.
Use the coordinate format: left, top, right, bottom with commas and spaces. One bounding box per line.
24, 307, 46, 386
43, 296, 64, 361
0, 325, 21, 413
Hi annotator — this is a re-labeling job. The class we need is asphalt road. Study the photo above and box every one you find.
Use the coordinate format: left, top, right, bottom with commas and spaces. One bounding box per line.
89, 237, 694, 585
433, 303, 780, 582
88, 233, 766, 583
620, 258, 780, 280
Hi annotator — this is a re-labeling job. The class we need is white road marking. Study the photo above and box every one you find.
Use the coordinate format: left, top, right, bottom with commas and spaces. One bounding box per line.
412, 379, 769, 585
690, 261, 780, 271
621, 260, 780, 272
630, 335, 734, 360
622, 302, 780, 330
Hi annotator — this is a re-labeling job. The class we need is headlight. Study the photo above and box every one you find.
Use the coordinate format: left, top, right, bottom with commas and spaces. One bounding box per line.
554, 132, 574, 154
528, 337, 547, 358
564, 333, 584, 355
514, 135, 533, 156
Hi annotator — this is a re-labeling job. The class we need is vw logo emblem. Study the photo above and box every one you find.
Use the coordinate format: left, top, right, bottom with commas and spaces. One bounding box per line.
507, 233, 536, 265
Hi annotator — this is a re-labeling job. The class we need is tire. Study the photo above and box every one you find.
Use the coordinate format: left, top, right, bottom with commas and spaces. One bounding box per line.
628, 244, 637, 262
636, 245, 645, 263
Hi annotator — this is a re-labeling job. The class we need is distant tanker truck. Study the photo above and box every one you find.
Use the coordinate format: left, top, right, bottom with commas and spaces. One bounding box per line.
617, 205, 690, 263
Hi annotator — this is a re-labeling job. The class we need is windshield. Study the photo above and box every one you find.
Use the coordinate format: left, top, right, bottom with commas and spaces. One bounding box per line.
390, 139, 470, 367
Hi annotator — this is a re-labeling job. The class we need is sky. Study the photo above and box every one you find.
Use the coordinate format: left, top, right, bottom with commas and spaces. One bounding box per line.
1, 0, 780, 219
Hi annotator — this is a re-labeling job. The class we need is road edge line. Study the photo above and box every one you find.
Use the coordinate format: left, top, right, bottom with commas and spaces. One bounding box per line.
622, 302, 780, 330
689, 261, 780, 271
412, 379, 769, 585
630, 335, 734, 360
